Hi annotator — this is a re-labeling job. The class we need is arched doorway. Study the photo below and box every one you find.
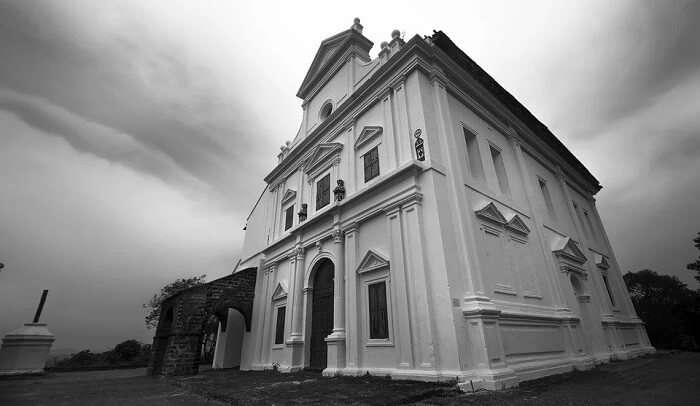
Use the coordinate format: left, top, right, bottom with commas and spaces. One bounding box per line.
212, 308, 246, 369
309, 259, 334, 370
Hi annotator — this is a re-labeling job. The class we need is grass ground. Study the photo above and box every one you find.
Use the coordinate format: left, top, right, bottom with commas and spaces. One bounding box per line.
1, 351, 698, 405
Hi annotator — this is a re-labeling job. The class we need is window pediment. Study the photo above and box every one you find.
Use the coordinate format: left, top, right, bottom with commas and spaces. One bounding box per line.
272, 281, 288, 301
356, 249, 390, 274
354, 126, 383, 150
304, 142, 343, 179
505, 214, 530, 236
552, 237, 587, 265
593, 252, 610, 270
474, 201, 507, 225
281, 189, 297, 205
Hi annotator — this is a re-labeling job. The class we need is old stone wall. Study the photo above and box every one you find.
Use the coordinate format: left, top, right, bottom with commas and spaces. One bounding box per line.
149, 268, 257, 376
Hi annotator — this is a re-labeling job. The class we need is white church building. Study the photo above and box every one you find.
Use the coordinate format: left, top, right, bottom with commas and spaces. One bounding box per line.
210, 19, 653, 390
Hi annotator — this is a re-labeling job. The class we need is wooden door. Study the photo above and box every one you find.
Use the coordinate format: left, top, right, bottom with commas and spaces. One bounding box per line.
309, 260, 334, 370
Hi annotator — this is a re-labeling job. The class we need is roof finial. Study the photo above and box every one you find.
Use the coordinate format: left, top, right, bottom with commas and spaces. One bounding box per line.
351, 17, 363, 34
391, 29, 401, 40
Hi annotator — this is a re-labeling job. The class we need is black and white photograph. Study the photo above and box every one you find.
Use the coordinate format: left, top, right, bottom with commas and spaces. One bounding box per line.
1, 1, 699, 404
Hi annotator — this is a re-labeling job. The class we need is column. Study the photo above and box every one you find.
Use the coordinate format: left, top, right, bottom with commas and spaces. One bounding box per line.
288, 245, 305, 369
385, 207, 414, 368
324, 227, 346, 375
344, 223, 361, 372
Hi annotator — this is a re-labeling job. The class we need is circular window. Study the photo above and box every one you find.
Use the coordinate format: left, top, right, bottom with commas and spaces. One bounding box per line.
319, 102, 333, 120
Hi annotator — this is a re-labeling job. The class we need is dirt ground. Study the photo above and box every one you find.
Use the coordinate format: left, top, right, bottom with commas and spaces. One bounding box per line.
1, 351, 698, 405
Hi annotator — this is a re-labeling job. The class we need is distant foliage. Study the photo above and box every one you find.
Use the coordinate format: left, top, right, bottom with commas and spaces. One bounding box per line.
52, 340, 151, 371
687, 232, 700, 283
624, 269, 700, 351
142, 274, 207, 329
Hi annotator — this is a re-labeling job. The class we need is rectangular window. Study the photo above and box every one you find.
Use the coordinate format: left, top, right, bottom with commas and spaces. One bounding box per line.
363, 146, 380, 182
284, 205, 294, 231
274, 306, 286, 345
573, 201, 589, 239
463, 127, 484, 181
368, 281, 389, 339
584, 211, 597, 239
602, 275, 616, 307
490, 145, 510, 195
316, 174, 330, 210
539, 178, 556, 220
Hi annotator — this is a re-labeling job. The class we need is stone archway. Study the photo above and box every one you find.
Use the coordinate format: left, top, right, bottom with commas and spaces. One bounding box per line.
149, 268, 257, 376
212, 308, 246, 369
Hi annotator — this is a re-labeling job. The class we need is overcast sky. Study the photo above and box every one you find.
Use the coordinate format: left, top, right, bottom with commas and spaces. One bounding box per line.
1, 0, 699, 352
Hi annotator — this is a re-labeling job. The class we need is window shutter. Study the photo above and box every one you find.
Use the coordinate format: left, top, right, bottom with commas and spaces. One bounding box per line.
368, 281, 388, 339
274, 306, 286, 344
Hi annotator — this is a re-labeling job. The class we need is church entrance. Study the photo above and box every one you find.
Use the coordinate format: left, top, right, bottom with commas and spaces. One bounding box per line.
309, 259, 334, 370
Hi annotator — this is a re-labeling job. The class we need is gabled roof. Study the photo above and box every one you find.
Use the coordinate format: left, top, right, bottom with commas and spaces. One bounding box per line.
430, 31, 601, 192
297, 28, 373, 99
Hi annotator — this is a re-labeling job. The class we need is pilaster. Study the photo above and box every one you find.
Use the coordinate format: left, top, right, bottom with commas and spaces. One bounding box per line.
344, 223, 361, 371
401, 198, 436, 369
507, 134, 569, 313
382, 91, 398, 170
324, 227, 346, 375
288, 245, 305, 369
393, 79, 413, 164
385, 207, 414, 368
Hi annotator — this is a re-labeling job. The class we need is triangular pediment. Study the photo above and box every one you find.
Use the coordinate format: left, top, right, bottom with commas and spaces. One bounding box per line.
272, 281, 288, 301
356, 249, 390, 274
474, 202, 507, 225
297, 28, 373, 99
304, 142, 343, 176
354, 126, 383, 149
593, 252, 610, 270
553, 237, 587, 265
281, 189, 297, 204
505, 214, 530, 235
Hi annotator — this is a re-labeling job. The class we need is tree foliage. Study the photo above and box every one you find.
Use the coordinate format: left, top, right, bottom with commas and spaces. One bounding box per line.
53, 340, 151, 371
143, 274, 206, 329
687, 232, 700, 283
624, 269, 700, 351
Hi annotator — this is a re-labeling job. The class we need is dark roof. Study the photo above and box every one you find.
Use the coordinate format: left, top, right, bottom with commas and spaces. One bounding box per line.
430, 31, 600, 191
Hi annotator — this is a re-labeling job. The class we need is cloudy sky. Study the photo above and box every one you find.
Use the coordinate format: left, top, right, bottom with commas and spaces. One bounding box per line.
1, 0, 699, 352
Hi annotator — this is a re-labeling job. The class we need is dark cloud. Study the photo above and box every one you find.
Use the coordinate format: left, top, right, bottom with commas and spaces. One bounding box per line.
0, 0, 272, 211
0, 89, 200, 188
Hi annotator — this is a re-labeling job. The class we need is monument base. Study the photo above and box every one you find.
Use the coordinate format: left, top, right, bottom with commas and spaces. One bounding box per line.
0, 323, 55, 376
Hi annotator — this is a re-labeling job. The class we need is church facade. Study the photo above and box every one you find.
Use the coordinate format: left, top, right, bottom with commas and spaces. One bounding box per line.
181, 20, 653, 390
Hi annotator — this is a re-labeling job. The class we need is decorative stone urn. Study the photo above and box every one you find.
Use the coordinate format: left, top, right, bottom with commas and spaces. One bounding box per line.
0, 322, 55, 375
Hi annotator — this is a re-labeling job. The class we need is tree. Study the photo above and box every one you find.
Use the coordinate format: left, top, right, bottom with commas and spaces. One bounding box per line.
687, 232, 700, 283
624, 269, 700, 350
143, 274, 206, 329
112, 339, 142, 361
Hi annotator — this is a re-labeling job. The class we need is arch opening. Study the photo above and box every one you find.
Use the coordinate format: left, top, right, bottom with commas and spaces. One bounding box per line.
308, 258, 334, 370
